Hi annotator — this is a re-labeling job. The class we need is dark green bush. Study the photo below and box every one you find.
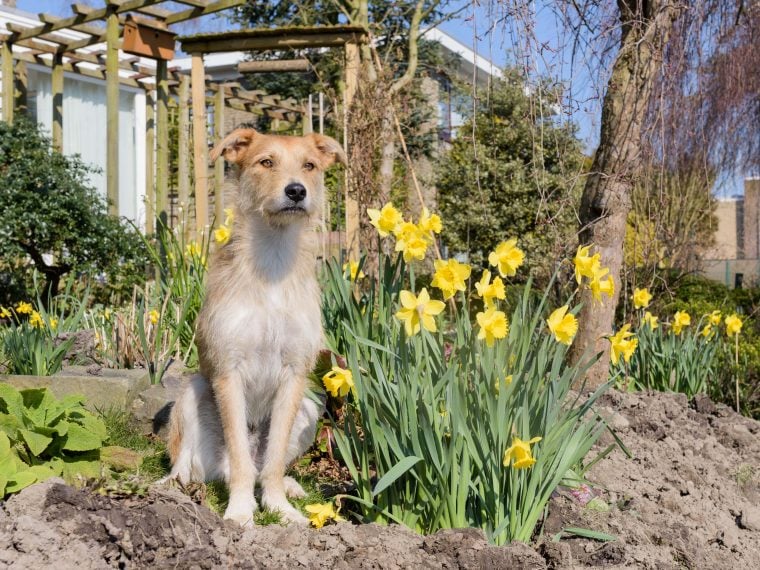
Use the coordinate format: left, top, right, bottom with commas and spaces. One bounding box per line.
0, 118, 148, 306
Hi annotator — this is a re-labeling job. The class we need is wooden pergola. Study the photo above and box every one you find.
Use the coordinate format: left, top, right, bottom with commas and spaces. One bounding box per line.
178, 25, 368, 254
0, 0, 308, 235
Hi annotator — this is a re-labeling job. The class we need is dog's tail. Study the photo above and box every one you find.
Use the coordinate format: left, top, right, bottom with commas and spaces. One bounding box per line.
167, 400, 183, 464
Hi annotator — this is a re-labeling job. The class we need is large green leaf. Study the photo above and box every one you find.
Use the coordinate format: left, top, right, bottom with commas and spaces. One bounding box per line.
6, 470, 37, 494
19, 428, 53, 457
372, 456, 422, 497
0, 383, 24, 420
62, 423, 104, 452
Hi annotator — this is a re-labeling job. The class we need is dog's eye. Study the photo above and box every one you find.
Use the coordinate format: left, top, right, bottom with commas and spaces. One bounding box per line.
259, 159, 273, 168
303, 162, 315, 171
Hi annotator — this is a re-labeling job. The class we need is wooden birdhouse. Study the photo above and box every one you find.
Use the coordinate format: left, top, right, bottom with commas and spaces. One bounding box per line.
122, 15, 176, 60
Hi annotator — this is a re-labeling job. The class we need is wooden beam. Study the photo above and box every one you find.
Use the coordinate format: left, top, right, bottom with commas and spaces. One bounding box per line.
10, 49, 143, 88
166, 0, 246, 25
344, 41, 360, 258
13, 59, 27, 114
237, 59, 311, 74
51, 52, 64, 151
177, 73, 190, 221
145, 90, 155, 234
156, 59, 169, 229
191, 53, 209, 234
1, 41, 13, 122
106, 9, 120, 216
214, 85, 225, 224
181, 31, 367, 54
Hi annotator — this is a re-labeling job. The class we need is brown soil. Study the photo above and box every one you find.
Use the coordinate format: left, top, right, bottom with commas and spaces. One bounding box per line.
1, 390, 759, 569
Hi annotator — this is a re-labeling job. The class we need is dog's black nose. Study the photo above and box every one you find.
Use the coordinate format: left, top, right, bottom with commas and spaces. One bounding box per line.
284, 183, 307, 203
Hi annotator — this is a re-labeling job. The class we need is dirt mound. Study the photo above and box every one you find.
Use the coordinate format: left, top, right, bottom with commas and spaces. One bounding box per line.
1, 390, 759, 569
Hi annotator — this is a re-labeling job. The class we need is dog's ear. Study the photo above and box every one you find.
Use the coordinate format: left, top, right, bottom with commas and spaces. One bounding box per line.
211, 128, 257, 164
309, 133, 347, 167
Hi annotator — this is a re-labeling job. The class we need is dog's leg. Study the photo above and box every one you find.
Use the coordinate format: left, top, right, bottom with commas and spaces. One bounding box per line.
259, 373, 309, 525
214, 372, 257, 526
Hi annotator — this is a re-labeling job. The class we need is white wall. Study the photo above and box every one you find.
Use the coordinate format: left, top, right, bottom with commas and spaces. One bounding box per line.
26, 65, 144, 223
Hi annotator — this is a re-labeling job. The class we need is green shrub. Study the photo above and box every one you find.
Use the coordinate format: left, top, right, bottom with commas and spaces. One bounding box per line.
0, 118, 148, 306
0, 383, 108, 498
321, 248, 609, 544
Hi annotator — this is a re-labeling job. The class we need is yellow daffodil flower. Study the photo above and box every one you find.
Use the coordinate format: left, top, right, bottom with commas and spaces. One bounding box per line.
185, 241, 201, 258
643, 311, 659, 330
0, 307, 11, 319
394, 222, 429, 262
495, 374, 514, 393
104, 308, 112, 321
573, 245, 601, 284
29, 310, 44, 329
633, 287, 652, 309
725, 314, 743, 337
589, 267, 614, 304
547, 306, 578, 345
15, 301, 33, 315
701, 324, 713, 338
488, 238, 525, 277
342, 260, 365, 281
709, 310, 722, 326
367, 203, 403, 237
49, 317, 58, 331
418, 207, 443, 234
148, 309, 160, 325
395, 288, 445, 336
503, 435, 542, 469
322, 366, 354, 398
305, 502, 344, 529
224, 207, 234, 227
475, 270, 506, 308
672, 311, 691, 336
214, 225, 231, 245
431, 259, 471, 300
476, 307, 509, 347
609, 324, 638, 365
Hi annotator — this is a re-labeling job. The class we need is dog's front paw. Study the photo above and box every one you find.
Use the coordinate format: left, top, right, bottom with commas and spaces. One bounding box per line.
262, 492, 308, 526
224, 495, 257, 527
283, 476, 307, 499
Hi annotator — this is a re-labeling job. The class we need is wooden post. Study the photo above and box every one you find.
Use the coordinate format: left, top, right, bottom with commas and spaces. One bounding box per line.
105, 9, 119, 216
145, 90, 155, 235
13, 59, 27, 115
51, 53, 64, 152
156, 59, 169, 230
2, 41, 14, 122
302, 95, 312, 135
214, 86, 225, 224
191, 53, 209, 234
177, 73, 190, 229
344, 42, 360, 258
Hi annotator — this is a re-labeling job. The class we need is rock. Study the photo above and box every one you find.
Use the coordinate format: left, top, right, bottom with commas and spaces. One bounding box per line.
130, 369, 190, 434
100, 446, 143, 471
739, 507, 760, 531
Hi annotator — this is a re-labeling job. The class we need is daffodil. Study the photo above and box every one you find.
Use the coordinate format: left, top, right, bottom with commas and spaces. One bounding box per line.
476, 307, 509, 347
418, 207, 443, 234
29, 310, 44, 329
305, 502, 344, 529
342, 260, 365, 281
49, 317, 58, 331
148, 309, 159, 325
224, 207, 234, 226
573, 245, 601, 284
488, 238, 525, 277
709, 310, 722, 326
104, 308, 112, 321
701, 324, 713, 338
495, 375, 514, 393
503, 436, 542, 469
475, 270, 506, 308
0, 307, 11, 319
633, 288, 652, 309
672, 311, 691, 336
15, 301, 32, 315
609, 324, 638, 365
367, 203, 403, 237
214, 225, 231, 245
395, 288, 445, 336
547, 306, 578, 345
394, 222, 429, 262
322, 366, 354, 398
725, 314, 743, 337
185, 241, 201, 258
589, 267, 614, 304
431, 259, 471, 300
643, 311, 659, 330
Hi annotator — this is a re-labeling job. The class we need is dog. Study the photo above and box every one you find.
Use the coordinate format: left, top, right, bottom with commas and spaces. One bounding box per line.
163, 127, 345, 526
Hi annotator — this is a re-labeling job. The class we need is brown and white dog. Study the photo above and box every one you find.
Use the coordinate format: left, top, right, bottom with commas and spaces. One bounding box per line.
164, 128, 345, 526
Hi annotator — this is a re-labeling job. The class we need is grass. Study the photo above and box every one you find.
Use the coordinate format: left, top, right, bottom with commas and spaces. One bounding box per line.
99, 408, 328, 525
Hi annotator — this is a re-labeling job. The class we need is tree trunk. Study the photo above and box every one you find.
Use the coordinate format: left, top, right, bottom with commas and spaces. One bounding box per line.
571, 0, 680, 388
